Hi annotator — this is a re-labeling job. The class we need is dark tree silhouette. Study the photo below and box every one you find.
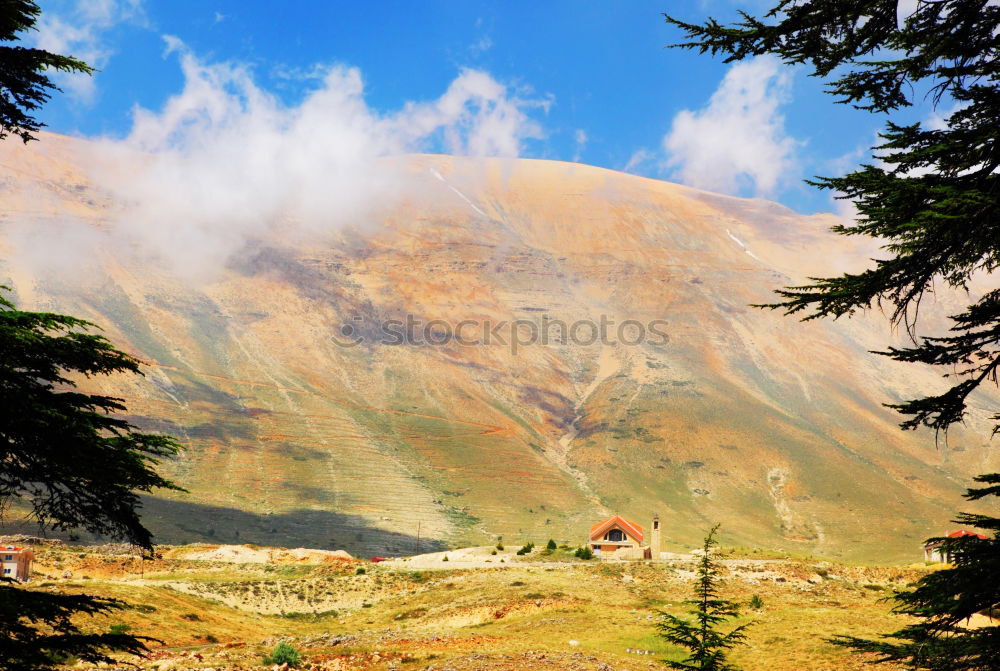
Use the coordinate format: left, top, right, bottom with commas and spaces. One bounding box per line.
0, 0, 94, 142
665, 0, 1000, 438
663, 2, 1000, 668
833, 475, 1000, 669
1, 286, 182, 671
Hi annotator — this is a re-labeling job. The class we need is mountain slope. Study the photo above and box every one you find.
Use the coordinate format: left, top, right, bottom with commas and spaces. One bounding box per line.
1, 133, 996, 561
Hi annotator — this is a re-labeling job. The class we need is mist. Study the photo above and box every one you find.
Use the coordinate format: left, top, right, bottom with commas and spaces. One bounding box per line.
12, 39, 548, 279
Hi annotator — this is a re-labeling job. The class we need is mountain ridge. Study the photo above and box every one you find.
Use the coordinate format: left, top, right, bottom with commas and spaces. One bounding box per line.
1, 132, 996, 562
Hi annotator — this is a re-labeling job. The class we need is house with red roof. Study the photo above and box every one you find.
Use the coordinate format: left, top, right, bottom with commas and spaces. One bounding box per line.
588, 514, 662, 560
1, 545, 33, 582
922, 530, 988, 563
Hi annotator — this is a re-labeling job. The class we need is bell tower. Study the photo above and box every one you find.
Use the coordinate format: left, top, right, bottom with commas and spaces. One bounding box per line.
650, 513, 661, 559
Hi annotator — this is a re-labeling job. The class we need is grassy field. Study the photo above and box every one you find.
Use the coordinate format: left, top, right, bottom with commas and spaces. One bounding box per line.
14, 541, 932, 670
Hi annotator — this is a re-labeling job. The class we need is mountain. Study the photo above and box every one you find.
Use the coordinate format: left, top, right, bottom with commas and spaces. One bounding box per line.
1, 133, 996, 562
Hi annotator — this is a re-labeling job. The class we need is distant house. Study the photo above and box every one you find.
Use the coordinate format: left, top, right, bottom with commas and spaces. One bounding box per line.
588, 514, 662, 560
923, 530, 988, 563
1, 546, 33, 582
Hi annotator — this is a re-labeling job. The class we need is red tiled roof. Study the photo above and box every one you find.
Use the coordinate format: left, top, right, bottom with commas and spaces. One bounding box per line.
924, 530, 990, 548
589, 515, 644, 543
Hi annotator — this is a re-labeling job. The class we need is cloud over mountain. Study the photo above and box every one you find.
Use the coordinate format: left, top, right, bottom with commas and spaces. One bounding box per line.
18, 39, 550, 277
663, 55, 798, 196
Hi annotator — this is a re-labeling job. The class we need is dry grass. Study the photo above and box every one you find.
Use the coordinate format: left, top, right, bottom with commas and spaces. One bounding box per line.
19, 544, 927, 670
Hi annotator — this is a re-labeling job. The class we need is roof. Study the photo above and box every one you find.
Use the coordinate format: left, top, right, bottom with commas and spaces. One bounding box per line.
589, 515, 643, 543
924, 530, 989, 547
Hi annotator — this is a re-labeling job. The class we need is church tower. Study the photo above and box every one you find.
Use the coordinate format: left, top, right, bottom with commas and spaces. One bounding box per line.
650, 513, 661, 559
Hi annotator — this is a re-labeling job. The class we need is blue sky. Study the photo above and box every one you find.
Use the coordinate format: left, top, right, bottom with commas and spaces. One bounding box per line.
30, 1, 937, 215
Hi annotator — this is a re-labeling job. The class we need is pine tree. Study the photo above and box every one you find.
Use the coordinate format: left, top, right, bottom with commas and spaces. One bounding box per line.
832, 474, 1000, 669
0, 287, 182, 548
0, 5, 182, 667
662, 4, 1000, 667
657, 526, 750, 670
0, 0, 95, 142
0, 287, 183, 670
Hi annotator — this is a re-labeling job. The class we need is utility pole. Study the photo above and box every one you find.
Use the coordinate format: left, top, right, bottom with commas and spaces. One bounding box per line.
415, 521, 421, 554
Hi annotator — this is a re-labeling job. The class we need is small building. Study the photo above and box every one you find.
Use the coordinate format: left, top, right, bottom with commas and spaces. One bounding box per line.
1, 546, 33, 582
588, 514, 662, 560
923, 530, 988, 563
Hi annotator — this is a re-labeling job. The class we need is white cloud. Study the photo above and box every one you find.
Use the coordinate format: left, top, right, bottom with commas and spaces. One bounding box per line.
67, 39, 547, 277
32, 0, 146, 103
572, 129, 587, 162
896, 0, 920, 27
469, 16, 493, 56
469, 34, 493, 55
824, 141, 871, 223
397, 67, 545, 157
662, 55, 798, 196
622, 148, 654, 174
924, 101, 967, 132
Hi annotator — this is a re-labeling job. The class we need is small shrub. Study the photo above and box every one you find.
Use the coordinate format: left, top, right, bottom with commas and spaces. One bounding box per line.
278, 610, 338, 620
546, 539, 557, 551
495, 542, 504, 551
179, 613, 201, 621
574, 546, 594, 560
263, 642, 302, 668
108, 623, 130, 635
204, 634, 219, 643
44, 651, 77, 665
491, 549, 497, 555
442, 555, 449, 561
749, 594, 764, 610
356, 567, 366, 575
516, 542, 535, 556
394, 607, 428, 620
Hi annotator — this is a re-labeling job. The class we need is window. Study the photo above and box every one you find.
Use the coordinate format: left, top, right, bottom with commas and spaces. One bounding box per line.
3, 555, 11, 561
3, 568, 10, 574
604, 528, 626, 542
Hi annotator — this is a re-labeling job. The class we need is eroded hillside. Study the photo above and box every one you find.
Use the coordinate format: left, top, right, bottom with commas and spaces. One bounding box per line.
1, 133, 996, 561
